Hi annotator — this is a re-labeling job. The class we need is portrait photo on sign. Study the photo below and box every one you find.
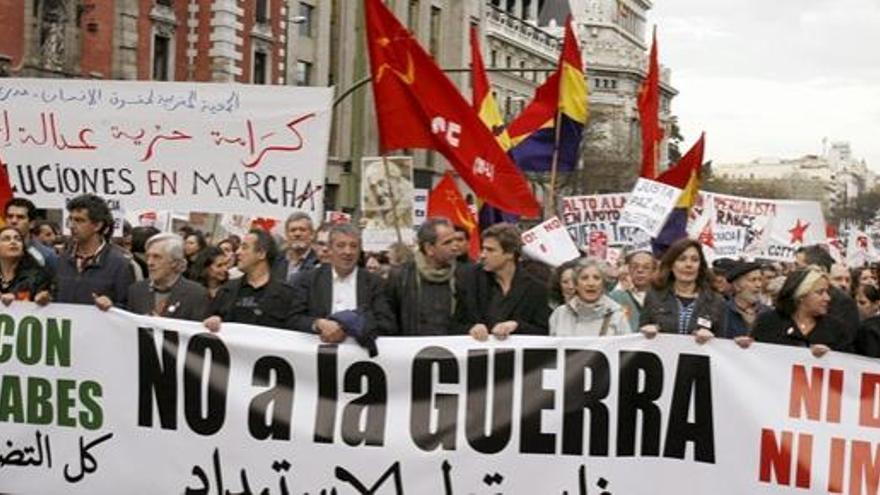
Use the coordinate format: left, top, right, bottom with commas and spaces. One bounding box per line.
360, 156, 414, 230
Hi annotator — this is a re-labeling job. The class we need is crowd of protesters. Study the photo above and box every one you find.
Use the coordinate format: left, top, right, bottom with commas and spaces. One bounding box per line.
5, 192, 880, 359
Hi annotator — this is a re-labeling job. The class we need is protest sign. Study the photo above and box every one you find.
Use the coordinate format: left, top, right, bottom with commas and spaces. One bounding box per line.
618, 178, 682, 238
587, 230, 608, 259
846, 228, 879, 266
324, 211, 352, 224
361, 156, 415, 251
2, 304, 880, 494
560, 193, 642, 247
521, 216, 580, 267
691, 192, 827, 261
125, 209, 172, 232
0, 79, 333, 221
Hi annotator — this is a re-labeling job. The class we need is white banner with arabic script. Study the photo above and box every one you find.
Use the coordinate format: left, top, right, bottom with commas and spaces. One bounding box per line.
2, 303, 880, 494
0, 79, 332, 221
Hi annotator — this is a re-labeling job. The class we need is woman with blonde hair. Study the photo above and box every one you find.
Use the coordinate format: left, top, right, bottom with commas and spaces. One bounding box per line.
751, 266, 850, 357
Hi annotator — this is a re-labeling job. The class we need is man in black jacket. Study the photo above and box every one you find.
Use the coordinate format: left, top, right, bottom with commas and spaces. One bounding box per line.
204, 229, 296, 331
386, 218, 460, 335
456, 223, 550, 340
291, 223, 396, 341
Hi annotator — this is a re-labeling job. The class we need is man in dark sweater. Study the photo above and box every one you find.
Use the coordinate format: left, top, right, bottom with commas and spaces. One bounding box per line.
56, 194, 134, 309
386, 218, 461, 335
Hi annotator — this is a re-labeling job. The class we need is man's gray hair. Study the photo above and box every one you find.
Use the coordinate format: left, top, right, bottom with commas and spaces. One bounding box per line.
328, 223, 362, 243
573, 256, 610, 280
417, 217, 452, 252
285, 212, 314, 231
145, 233, 187, 272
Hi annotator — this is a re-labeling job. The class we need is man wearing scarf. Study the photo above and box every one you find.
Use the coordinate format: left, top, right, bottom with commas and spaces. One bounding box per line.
386, 218, 461, 335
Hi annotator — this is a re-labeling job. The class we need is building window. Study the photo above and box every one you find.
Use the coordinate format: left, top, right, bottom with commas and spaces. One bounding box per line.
407, 0, 420, 32
298, 3, 315, 37
296, 60, 312, 86
519, 60, 526, 78
156, 0, 173, 6
505, 55, 512, 68
490, 49, 497, 67
255, 0, 269, 23
152, 35, 171, 81
429, 6, 441, 57
253, 51, 268, 84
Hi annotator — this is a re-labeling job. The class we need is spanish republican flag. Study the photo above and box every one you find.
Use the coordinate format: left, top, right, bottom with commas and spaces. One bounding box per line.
427, 172, 480, 259
469, 26, 512, 151
364, 0, 539, 217
505, 16, 588, 172
638, 28, 663, 179
652, 133, 706, 255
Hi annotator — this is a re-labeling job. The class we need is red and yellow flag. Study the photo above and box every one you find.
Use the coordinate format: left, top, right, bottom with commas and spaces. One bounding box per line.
364, 0, 539, 217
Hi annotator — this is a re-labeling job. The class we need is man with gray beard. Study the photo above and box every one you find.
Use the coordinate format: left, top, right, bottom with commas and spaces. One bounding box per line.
724, 261, 769, 341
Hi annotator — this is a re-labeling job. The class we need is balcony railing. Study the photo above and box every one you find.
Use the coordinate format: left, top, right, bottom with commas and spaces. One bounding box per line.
485, 5, 561, 57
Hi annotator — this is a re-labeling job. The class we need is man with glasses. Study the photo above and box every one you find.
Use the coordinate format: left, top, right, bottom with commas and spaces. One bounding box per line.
610, 250, 657, 332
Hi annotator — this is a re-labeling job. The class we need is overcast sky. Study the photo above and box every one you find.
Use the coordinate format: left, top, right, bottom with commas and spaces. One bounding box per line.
649, 0, 880, 170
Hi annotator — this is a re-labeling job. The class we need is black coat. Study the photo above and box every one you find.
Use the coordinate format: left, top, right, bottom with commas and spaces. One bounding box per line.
127, 276, 210, 321
639, 287, 727, 336
209, 277, 298, 330
829, 286, 860, 349
855, 315, 880, 357
454, 264, 550, 335
385, 261, 465, 336
290, 264, 397, 336
751, 309, 852, 352
0, 262, 51, 301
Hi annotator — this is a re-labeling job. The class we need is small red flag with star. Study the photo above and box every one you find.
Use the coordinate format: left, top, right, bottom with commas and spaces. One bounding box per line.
427, 172, 480, 260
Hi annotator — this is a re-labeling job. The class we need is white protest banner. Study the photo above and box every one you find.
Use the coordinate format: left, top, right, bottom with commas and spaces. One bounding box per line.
560, 193, 641, 247
0, 79, 332, 221
846, 228, 879, 266
521, 216, 580, 267
3, 303, 880, 494
619, 178, 682, 238
693, 192, 826, 261
361, 156, 415, 251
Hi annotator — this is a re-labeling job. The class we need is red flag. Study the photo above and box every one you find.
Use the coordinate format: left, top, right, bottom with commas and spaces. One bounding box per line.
364, 0, 539, 217
427, 172, 480, 260
0, 154, 14, 223
638, 28, 663, 179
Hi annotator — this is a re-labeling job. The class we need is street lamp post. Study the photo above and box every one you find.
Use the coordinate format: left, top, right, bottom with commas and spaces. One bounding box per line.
283, 14, 307, 85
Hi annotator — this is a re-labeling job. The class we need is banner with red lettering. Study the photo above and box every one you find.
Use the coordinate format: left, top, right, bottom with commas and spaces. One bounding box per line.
0, 79, 332, 221
0, 303, 877, 494
689, 191, 827, 261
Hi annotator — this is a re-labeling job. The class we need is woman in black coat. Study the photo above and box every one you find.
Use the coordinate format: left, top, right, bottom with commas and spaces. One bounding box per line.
751, 266, 849, 357
0, 226, 51, 304
639, 238, 726, 344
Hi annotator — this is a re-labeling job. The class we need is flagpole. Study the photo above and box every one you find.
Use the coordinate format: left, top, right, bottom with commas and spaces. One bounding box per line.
380, 155, 405, 245
547, 109, 563, 218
